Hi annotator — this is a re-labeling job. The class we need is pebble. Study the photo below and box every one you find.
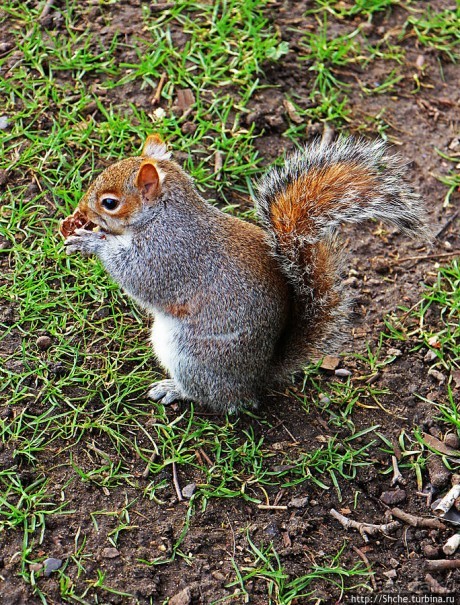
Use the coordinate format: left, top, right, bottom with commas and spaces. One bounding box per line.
335, 368, 351, 378
389, 558, 399, 568
424, 350, 437, 363
182, 483, 196, 499
428, 368, 446, 384
343, 276, 359, 287
181, 121, 197, 135
43, 557, 62, 576
444, 433, 460, 449
380, 489, 407, 505
288, 496, 309, 509
0, 116, 9, 130
320, 355, 340, 371
101, 547, 120, 559
422, 544, 440, 558
36, 335, 52, 350
415, 54, 425, 69
169, 587, 192, 605
427, 454, 451, 489
387, 348, 402, 358
384, 569, 397, 579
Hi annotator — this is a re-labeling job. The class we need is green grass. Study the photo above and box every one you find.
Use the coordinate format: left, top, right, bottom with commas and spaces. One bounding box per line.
309, 0, 401, 18
386, 260, 460, 375
405, 7, 460, 63
224, 538, 372, 604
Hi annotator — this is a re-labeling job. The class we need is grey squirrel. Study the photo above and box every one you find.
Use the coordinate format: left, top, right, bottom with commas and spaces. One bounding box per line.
63, 134, 429, 413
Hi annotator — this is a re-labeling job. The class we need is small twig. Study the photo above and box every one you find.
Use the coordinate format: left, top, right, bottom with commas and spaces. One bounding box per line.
321, 123, 335, 147
172, 461, 183, 502
87, 442, 112, 463
426, 559, 460, 572
142, 450, 159, 478
151, 73, 167, 106
330, 508, 400, 543
435, 210, 459, 239
433, 484, 460, 517
198, 447, 213, 466
416, 486, 436, 508
257, 504, 288, 511
392, 251, 460, 264
214, 151, 223, 180
391, 455, 406, 487
273, 489, 285, 507
150, 2, 175, 13
39, 0, 55, 22
352, 546, 377, 590
180, 107, 194, 121
443, 533, 460, 555
391, 507, 444, 529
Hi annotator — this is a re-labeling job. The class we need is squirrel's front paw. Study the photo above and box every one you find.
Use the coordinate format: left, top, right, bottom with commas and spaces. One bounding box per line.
64, 228, 106, 257
148, 379, 184, 406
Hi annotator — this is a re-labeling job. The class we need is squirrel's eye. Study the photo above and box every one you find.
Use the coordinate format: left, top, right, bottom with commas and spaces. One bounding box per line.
101, 197, 120, 211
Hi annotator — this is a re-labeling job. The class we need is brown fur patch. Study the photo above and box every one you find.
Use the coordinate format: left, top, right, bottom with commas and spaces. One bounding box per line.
164, 303, 190, 318
270, 162, 377, 237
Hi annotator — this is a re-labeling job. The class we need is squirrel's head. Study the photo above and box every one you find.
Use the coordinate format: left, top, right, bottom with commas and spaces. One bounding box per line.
76, 134, 172, 235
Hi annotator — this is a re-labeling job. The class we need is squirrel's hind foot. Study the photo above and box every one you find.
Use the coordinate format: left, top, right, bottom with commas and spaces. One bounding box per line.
148, 379, 184, 406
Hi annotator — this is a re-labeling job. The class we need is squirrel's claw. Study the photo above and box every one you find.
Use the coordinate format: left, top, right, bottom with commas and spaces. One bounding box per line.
64, 229, 105, 257
148, 379, 184, 406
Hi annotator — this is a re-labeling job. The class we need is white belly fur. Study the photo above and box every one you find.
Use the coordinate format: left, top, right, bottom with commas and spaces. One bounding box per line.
151, 312, 181, 375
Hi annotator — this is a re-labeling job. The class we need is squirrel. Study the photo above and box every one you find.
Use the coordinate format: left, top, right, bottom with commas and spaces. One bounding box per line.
64, 134, 429, 414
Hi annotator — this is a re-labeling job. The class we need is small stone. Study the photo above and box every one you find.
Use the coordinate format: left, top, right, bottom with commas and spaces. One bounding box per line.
415, 54, 425, 69
182, 483, 196, 499
320, 355, 340, 371
384, 569, 397, 579
181, 121, 197, 135
444, 433, 460, 449
428, 368, 446, 384
380, 489, 406, 505
43, 557, 62, 576
424, 350, 437, 363
288, 496, 309, 509
212, 571, 226, 581
101, 547, 120, 559
36, 335, 52, 350
343, 276, 359, 287
387, 348, 402, 358
335, 368, 351, 378
452, 371, 460, 389
389, 558, 399, 568
0, 116, 9, 130
427, 454, 451, 490
422, 544, 440, 558
169, 586, 192, 605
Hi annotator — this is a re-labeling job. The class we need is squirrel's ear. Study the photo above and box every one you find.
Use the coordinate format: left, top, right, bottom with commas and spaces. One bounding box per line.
136, 161, 161, 203
142, 134, 171, 161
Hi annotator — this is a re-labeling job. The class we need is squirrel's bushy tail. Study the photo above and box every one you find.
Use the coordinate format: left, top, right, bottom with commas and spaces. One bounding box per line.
255, 137, 430, 376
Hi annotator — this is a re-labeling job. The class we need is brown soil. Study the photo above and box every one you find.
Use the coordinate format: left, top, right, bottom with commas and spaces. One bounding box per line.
1, 1, 459, 604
